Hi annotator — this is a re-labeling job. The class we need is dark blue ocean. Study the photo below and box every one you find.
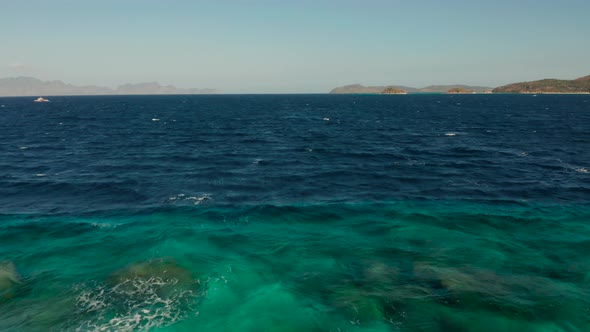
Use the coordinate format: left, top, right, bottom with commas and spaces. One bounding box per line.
1, 94, 589, 331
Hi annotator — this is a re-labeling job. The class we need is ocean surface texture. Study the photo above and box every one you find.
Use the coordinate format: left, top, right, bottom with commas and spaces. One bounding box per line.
0, 95, 589, 331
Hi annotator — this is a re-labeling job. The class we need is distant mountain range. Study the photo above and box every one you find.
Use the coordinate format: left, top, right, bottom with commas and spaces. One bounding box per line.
493, 75, 590, 94
330, 84, 493, 94
0, 77, 216, 97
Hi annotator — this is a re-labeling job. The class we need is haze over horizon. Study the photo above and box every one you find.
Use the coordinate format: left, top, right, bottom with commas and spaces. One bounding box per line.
2, 0, 589, 93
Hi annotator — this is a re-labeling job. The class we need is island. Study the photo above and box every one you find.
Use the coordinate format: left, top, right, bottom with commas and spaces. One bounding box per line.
381, 87, 407, 95
447, 87, 474, 94
330, 84, 493, 94
330, 84, 417, 94
493, 75, 590, 94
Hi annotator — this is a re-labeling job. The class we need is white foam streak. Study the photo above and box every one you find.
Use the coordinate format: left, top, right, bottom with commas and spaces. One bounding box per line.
75, 276, 201, 332
168, 193, 211, 205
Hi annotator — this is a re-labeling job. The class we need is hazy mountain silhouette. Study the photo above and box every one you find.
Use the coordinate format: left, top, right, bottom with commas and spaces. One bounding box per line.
0, 77, 216, 96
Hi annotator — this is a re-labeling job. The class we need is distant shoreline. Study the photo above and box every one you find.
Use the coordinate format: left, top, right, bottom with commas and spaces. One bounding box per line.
2, 75, 589, 97
326, 92, 590, 95
2, 92, 590, 98
331, 74, 590, 95
495, 92, 590, 95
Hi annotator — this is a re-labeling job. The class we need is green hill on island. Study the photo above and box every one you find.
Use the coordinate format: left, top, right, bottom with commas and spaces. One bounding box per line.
381, 87, 407, 94
493, 75, 590, 94
448, 87, 475, 94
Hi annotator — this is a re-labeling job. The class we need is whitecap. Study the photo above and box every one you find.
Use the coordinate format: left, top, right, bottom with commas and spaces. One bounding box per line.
188, 194, 211, 205
74, 276, 203, 332
575, 167, 588, 174
91, 222, 118, 229
445, 133, 457, 136
19, 146, 28, 150
168, 193, 211, 205
323, 118, 330, 121
152, 118, 160, 122
35, 174, 47, 177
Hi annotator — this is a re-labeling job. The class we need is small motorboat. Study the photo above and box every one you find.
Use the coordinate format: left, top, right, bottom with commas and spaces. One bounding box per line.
33, 97, 50, 103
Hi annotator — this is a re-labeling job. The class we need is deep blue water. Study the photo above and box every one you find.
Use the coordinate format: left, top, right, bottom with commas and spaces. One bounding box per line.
0, 95, 589, 331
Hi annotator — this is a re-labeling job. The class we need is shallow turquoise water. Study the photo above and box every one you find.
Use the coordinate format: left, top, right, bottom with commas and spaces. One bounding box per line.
2, 201, 589, 331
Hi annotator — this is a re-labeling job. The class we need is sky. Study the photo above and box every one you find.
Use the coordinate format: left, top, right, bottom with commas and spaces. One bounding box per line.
1, 0, 590, 93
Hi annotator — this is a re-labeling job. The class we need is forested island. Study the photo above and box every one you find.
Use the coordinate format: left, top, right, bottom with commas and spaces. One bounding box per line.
381, 87, 407, 95
493, 75, 590, 94
447, 88, 474, 94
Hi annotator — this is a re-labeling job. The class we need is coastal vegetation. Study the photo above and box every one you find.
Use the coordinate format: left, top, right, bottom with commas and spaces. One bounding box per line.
447, 87, 474, 94
493, 75, 590, 94
381, 87, 407, 94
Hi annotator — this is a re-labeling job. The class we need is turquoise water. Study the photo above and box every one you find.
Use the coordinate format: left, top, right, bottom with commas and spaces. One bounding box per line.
1, 95, 589, 330
2, 202, 590, 331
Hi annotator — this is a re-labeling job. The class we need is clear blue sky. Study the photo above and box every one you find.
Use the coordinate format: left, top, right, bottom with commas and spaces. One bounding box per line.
2, 0, 589, 93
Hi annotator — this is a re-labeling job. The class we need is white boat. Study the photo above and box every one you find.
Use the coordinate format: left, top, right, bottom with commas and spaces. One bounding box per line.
33, 97, 50, 103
